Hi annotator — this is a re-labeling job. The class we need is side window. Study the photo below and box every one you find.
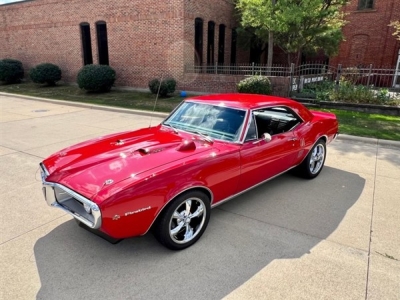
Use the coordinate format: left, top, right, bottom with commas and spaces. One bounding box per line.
253, 107, 302, 137
244, 114, 257, 141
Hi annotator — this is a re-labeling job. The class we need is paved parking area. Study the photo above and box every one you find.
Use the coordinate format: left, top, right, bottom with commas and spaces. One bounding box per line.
1, 94, 399, 300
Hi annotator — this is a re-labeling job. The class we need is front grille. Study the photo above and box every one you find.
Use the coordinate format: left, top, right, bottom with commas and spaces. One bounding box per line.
54, 186, 95, 224
41, 172, 102, 229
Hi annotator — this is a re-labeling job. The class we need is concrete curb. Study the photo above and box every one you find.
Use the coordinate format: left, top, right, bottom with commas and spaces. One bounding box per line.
2, 92, 400, 149
337, 134, 400, 148
0, 92, 169, 118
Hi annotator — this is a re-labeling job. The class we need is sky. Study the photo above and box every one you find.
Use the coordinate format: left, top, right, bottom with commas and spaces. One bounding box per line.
0, 0, 26, 5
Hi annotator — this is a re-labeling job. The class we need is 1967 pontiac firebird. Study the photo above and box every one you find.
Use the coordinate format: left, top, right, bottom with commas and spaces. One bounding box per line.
40, 93, 338, 250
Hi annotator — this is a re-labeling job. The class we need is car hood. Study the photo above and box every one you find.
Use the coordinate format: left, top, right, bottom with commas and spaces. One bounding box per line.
43, 126, 213, 200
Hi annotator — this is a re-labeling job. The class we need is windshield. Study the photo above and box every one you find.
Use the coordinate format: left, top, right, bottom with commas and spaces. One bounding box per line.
163, 102, 246, 142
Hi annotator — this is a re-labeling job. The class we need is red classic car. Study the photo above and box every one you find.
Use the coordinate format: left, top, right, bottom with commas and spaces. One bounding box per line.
40, 93, 338, 250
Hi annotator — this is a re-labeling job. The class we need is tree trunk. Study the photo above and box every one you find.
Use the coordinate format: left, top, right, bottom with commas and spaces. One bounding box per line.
296, 50, 302, 66
267, 32, 273, 75
266, 0, 276, 76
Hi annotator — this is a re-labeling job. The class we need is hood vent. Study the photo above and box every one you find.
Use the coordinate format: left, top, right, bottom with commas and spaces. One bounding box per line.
176, 140, 196, 152
137, 147, 165, 156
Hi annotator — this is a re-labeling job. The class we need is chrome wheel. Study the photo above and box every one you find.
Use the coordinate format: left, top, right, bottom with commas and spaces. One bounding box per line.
169, 198, 206, 244
296, 139, 326, 179
309, 144, 325, 175
153, 190, 211, 250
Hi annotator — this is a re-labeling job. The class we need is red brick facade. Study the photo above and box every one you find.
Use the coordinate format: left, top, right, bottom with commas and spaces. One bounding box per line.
330, 0, 400, 68
1, 0, 399, 92
0, 0, 244, 90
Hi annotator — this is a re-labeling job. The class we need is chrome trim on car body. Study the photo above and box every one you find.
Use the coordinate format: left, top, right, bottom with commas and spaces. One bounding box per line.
333, 132, 339, 140
142, 185, 214, 235
211, 165, 297, 209
40, 164, 102, 229
40, 162, 49, 178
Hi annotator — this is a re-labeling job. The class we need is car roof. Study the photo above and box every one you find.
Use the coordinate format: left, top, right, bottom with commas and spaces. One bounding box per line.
186, 93, 313, 121
187, 93, 300, 109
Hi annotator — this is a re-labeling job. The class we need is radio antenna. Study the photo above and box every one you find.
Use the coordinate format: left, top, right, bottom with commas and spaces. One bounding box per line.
149, 74, 163, 128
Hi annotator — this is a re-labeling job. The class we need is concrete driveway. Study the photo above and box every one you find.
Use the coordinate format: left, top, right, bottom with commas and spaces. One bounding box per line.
1, 94, 399, 300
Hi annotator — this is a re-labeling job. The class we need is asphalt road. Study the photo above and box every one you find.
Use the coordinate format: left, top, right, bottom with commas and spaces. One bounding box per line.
1, 94, 399, 300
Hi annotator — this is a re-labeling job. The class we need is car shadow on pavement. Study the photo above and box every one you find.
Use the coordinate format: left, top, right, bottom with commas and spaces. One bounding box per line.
34, 166, 365, 300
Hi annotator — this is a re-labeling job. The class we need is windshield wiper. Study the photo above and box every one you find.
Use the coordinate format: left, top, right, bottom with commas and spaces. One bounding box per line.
187, 129, 213, 143
162, 123, 178, 134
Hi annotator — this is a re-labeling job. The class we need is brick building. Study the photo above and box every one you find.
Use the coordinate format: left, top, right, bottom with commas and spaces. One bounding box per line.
0, 0, 247, 92
330, 0, 400, 69
1, 0, 399, 92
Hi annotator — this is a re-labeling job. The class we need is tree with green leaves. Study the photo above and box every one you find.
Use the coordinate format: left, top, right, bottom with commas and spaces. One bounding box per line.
236, 0, 349, 66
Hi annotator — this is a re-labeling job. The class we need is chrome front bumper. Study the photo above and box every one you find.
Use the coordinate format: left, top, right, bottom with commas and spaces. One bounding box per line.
40, 164, 102, 229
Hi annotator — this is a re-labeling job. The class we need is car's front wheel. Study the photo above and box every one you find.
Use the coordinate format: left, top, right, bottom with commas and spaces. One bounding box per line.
298, 139, 326, 179
153, 190, 211, 250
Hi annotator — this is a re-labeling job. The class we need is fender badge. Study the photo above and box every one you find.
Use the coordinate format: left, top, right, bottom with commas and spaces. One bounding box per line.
124, 206, 152, 216
112, 215, 120, 220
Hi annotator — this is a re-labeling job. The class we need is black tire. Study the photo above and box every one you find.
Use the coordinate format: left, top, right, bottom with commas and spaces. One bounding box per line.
153, 190, 211, 250
297, 139, 326, 179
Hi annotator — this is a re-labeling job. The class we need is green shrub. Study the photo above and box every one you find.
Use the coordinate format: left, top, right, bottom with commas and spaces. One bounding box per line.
30, 63, 62, 86
341, 67, 360, 84
148, 79, 161, 94
77, 64, 116, 92
237, 75, 272, 95
0, 58, 24, 84
302, 80, 336, 101
330, 81, 376, 104
148, 77, 176, 97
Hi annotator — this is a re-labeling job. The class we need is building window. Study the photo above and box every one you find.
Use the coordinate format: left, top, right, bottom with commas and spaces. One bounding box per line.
80, 23, 93, 65
96, 21, 109, 65
194, 18, 203, 66
218, 24, 226, 65
358, 0, 374, 10
207, 21, 215, 65
230, 28, 237, 64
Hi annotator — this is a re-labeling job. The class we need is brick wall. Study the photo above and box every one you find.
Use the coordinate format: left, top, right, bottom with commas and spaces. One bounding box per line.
180, 73, 290, 96
0, 0, 190, 85
0, 0, 244, 90
2, 0, 398, 91
330, 0, 400, 68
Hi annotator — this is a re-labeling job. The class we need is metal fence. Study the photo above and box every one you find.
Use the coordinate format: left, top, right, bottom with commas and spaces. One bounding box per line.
184, 62, 400, 91
185, 63, 291, 76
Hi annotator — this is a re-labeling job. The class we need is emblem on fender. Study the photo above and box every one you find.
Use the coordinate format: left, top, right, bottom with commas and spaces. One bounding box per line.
124, 206, 151, 216
104, 179, 114, 185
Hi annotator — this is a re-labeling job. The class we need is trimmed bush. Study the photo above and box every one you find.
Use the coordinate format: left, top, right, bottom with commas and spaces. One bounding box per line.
237, 75, 272, 95
30, 63, 62, 86
77, 64, 116, 92
148, 77, 176, 97
148, 78, 161, 94
0, 58, 24, 84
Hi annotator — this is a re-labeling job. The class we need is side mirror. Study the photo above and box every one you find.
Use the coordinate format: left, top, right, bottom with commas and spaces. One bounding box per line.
262, 133, 272, 142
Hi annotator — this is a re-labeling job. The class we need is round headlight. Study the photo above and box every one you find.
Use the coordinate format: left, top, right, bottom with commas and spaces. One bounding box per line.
83, 203, 91, 214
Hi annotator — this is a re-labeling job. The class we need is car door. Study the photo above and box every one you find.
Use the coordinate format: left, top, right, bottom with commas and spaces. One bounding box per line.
237, 109, 302, 192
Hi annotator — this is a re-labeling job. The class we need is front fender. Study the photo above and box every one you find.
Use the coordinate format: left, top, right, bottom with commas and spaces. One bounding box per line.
94, 147, 240, 239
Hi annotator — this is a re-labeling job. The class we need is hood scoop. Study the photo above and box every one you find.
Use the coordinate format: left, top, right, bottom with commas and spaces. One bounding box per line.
176, 140, 196, 152
137, 147, 165, 155
136, 139, 196, 155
